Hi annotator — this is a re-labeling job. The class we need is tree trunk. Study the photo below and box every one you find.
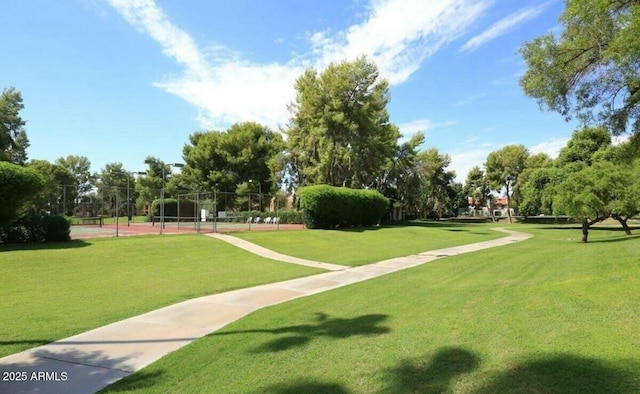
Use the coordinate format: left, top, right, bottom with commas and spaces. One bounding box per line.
506, 183, 512, 224
581, 219, 589, 243
612, 215, 632, 235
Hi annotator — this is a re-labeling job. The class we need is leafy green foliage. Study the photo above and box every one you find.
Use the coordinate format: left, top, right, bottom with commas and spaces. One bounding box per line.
0, 162, 44, 228
557, 127, 611, 165
485, 144, 529, 220
286, 56, 400, 188
0, 86, 29, 164
299, 185, 388, 228
150, 198, 196, 219
27, 159, 76, 214
0, 214, 70, 243
183, 122, 284, 195
520, 0, 640, 135
55, 155, 96, 207
464, 166, 491, 210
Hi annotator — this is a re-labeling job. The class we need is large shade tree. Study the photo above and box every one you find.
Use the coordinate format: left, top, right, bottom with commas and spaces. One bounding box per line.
464, 166, 492, 213
1, 87, 30, 164
485, 144, 530, 222
27, 160, 75, 214
520, 0, 640, 137
286, 56, 400, 189
183, 122, 284, 196
553, 160, 635, 242
55, 155, 96, 214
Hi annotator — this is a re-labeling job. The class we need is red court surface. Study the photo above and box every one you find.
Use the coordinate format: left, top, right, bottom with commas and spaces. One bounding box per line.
70, 222, 305, 239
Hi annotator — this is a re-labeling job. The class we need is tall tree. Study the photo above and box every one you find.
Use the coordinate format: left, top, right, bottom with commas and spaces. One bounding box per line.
520, 0, 640, 136
0, 87, 29, 164
376, 132, 426, 218
55, 155, 96, 213
421, 148, 456, 218
553, 160, 631, 242
286, 56, 400, 189
485, 144, 530, 223
27, 160, 75, 214
557, 127, 612, 166
97, 163, 137, 216
464, 166, 492, 212
183, 122, 284, 196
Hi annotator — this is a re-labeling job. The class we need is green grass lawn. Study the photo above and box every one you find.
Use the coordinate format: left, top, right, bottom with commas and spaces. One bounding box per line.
0, 234, 323, 358
103, 224, 640, 393
234, 221, 505, 265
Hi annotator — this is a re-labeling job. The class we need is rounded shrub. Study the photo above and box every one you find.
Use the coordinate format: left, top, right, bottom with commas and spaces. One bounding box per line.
151, 199, 196, 221
299, 185, 388, 229
0, 214, 70, 243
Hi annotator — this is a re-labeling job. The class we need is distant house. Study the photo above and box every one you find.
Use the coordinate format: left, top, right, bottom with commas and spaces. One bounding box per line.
492, 197, 515, 218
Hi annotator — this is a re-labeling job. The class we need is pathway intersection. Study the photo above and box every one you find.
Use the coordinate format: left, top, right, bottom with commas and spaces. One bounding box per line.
0, 228, 531, 394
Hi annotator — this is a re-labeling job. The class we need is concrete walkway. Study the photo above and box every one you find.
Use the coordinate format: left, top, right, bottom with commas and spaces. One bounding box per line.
206, 233, 349, 271
0, 228, 531, 394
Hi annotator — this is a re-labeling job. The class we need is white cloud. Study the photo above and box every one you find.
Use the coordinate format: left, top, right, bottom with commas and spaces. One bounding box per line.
529, 136, 569, 158
107, 0, 492, 129
450, 146, 494, 182
310, 0, 492, 84
460, 1, 553, 53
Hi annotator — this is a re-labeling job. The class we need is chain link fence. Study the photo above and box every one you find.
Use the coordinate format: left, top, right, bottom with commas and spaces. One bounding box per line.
47, 186, 304, 239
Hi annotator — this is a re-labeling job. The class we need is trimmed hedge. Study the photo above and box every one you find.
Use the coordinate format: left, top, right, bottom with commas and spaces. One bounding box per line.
0, 162, 44, 229
0, 214, 70, 243
299, 185, 389, 229
150, 199, 196, 220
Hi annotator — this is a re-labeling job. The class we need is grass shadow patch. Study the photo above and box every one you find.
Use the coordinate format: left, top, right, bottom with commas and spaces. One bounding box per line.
260, 379, 351, 394
213, 313, 390, 353
477, 354, 640, 393
0, 239, 90, 251
381, 347, 480, 393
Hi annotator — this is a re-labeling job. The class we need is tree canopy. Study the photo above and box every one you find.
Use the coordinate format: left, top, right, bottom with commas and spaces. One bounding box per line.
520, 0, 640, 136
0, 87, 30, 164
183, 122, 283, 195
286, 56, 400, 189
485, 144, 529, 222
0, 162, 44, 228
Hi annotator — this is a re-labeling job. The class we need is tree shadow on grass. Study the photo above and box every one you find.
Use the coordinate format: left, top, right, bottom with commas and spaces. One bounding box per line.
476, 354, 640, 393
0, 239, 90, 251
536, 226, 640, 243
381, 347, 481, 393
261, 379, 351, 394
212, 313, 390, 353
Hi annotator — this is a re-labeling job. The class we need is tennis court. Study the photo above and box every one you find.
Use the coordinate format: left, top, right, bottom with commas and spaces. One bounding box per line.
70, 219, 304, 239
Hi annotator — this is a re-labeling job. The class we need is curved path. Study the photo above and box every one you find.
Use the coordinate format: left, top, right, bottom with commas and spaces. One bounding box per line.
206, 232, 349, 271
0, 228, 531, 394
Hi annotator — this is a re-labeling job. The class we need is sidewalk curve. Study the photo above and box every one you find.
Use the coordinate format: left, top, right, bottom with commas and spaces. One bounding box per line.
205, 233, 349, 271
0, 228, 531, 394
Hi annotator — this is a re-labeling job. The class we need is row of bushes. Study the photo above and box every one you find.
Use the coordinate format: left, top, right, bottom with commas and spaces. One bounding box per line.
299, 185, 388, 229
0, 214, 71, 244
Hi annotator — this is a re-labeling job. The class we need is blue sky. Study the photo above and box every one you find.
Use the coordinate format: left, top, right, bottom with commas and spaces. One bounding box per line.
1, 0, 582, 181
